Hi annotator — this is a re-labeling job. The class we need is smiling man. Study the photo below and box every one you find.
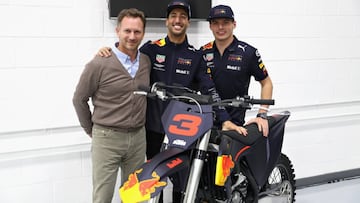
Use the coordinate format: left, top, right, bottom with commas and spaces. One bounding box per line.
72, 8, 150, 203
201, 5, 274, 136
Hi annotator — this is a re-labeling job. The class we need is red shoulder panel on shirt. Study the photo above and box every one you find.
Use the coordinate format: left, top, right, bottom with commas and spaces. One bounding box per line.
202, 41, 214, 50
152, 38, 166, 47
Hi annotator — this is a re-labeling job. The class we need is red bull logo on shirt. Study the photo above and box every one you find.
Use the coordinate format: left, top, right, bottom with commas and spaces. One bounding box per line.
228, 54, 242, 61
177, 58, 192, 66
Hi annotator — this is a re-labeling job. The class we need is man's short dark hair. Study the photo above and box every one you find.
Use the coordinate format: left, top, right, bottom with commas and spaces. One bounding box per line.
117, 8, 146, 29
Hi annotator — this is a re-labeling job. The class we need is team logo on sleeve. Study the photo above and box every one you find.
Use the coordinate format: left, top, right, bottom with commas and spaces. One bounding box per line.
260, 63, 268, 75
255, 50, 262, 63
255, 50, 268, 74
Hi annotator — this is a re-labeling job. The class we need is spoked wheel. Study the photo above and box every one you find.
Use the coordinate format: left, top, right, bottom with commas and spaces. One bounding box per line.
263, 153, 296, 202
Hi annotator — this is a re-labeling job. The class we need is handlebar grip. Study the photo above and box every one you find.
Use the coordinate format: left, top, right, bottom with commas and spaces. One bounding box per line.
250, 99, 275, 105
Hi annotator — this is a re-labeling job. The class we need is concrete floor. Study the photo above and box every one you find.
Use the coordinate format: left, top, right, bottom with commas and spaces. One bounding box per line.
162, 177, 360, 202
296, 178, 360, 203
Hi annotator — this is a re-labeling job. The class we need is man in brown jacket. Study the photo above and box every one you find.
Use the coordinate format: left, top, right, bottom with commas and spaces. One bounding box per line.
72, 8, 150, 203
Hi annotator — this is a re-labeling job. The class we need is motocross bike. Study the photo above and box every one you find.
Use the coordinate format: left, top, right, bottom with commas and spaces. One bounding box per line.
119, 83, 296, 203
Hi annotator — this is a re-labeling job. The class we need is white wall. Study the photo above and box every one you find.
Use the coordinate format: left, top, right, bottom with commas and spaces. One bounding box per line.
0, 0, 359, 202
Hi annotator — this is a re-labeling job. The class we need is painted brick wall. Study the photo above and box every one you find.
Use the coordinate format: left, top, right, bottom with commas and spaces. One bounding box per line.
0, 0, 359, 202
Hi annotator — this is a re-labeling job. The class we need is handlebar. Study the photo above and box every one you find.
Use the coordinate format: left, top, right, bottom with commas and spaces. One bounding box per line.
136, 82, 212, 104
134, 83, 275, 109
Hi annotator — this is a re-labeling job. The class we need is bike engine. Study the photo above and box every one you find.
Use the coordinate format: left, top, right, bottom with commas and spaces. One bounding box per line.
230, 171, 248, 203
197, 151, 249, 203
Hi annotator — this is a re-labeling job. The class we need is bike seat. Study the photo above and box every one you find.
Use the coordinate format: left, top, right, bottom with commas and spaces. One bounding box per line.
220, 123, 264, 146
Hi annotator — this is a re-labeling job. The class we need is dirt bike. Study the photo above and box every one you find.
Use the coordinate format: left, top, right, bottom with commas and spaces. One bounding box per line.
119, 83, 296, 203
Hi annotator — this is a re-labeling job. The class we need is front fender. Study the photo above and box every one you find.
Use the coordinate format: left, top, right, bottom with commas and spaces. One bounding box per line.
119, 147, 190, 203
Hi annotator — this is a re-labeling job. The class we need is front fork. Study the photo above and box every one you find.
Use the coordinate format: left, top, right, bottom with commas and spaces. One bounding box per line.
148, 196, 160, 203
148, 129, 212, 203
183, 129, 212, 202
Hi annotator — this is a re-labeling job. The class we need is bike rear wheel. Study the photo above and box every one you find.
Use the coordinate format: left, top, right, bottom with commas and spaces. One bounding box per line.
261, 153, 296, 202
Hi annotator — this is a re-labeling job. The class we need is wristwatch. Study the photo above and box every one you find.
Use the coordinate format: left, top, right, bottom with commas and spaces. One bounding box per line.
256, 112, 268, 119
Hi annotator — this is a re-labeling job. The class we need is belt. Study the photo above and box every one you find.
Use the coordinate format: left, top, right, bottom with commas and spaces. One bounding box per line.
93, 124, 143, 133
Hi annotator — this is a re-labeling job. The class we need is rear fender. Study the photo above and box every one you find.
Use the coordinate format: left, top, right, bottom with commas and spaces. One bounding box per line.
119, 147, 190, 203
262, 111, 291, 183
215, 111, 291, 187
